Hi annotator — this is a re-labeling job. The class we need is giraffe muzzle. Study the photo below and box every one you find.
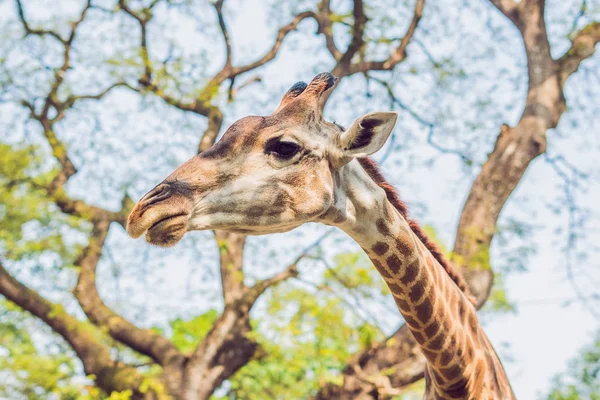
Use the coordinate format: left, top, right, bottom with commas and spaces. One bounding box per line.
126, 182, 193, 247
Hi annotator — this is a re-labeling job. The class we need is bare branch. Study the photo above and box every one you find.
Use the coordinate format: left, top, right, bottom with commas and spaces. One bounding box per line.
349, 363, 404, 398
247, 229, 334, 302
15, 0, 65, 44
250, 263, 299, 298
183, 229, 335, 398
368, 75, 471, 163
543, 152, 598, 320
50, 185, 128, 225
31, 124, 129, 228
334, 0, 367, 72
41, 0, 92, 120
230, 11, 315, 78
15, 0, 90, 182
118, 0, 153, 84
228, 75, 262, 101
12, 0, 178, 377
214, 0, 232, 70
66, 0, 92, 44
570, 0, 588, 32
347, 0, 425, 75
61, 82, 128, 109
115, 1, 230, 155
183, 305, 256, 399
119, 5, 314, 156
315, 0, 342, 61
386, 0, 425, 68
15, 0, 93, 190
316, 258, 390, 333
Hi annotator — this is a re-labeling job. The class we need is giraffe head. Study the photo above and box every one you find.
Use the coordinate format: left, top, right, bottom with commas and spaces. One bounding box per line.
126, 73, 397, 246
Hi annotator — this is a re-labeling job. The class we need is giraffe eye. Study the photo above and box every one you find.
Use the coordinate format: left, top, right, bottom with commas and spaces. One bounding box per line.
266, 139, 301, 160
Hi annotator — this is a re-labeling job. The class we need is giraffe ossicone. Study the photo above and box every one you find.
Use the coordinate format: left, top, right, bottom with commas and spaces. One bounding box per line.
127, 72, 515, 399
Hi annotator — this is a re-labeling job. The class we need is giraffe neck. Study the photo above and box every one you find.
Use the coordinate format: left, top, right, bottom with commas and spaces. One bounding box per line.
328, 160, 513, 398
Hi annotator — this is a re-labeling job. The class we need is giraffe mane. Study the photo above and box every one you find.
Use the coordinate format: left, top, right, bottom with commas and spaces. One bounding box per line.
357, 157, 476, 305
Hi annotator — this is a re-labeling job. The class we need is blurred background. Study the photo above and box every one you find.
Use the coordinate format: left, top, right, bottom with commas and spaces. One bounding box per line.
0, 0, 599, 399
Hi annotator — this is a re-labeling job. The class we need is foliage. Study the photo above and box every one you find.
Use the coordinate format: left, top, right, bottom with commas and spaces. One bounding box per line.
544, 330, 600, 400
0, 142, 86, 263
162, 310, 220, 353
0, 301, 88, 399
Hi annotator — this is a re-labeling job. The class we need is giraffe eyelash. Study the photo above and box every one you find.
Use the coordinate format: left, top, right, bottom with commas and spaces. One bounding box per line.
264, 136, 302, 160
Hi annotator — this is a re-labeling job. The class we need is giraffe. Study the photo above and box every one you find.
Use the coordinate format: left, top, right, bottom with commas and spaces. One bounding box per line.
126, 73, 515, 399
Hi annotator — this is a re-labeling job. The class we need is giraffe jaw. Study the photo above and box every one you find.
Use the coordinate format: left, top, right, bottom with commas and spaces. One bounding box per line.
144, 213, 190, 247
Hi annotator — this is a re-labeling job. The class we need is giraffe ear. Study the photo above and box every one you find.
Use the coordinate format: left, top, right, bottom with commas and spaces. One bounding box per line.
338, 112, 398, 157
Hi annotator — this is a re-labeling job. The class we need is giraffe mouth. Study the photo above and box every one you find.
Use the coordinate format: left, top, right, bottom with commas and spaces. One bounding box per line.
144, 212, 189, 247
127, 181, 195, 245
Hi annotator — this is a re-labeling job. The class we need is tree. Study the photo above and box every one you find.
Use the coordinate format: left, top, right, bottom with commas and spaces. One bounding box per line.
0, 0, 598, 399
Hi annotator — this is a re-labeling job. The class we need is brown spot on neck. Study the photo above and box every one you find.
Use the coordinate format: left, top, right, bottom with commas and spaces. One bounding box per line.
376, 218, 391, 236
372, 241, 389, 256
386, 254, 401, 274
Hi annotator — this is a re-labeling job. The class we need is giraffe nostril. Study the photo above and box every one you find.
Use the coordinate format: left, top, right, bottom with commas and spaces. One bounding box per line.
140, 184, 172, 212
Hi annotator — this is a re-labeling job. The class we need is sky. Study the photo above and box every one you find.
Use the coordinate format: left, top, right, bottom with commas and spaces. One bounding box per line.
1, 0, 600, 399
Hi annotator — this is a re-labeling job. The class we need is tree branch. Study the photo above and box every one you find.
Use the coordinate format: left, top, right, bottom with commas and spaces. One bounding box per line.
246, 229, 333, 306
228, 75, 262, 102
346, 0, 425, 75
72, 218, 185, 368
118, 0, 152, 84
333, 0, 367, 73
322, 0, 425, 104
367, 74, 471, 163
215, 231, 248, 305
118, 5, 314, 153
14, 0, 87, 183
182, 301, 257, 399
14, 0, 102, 211
40, 0, 92, 121
557, 22, 600, 83
9, 1, 325, 398
61, 82, 128, 110
230, 11, 315, 78
315, 0, 342, 61
0, 258, 147, 395
214, 0, 232, 71
15, 0, 65, 44
198, 106, 224, 153
488, 0, 521, 26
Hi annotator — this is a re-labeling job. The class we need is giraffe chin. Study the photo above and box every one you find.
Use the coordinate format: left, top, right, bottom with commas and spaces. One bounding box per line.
144, 214, 189, 247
